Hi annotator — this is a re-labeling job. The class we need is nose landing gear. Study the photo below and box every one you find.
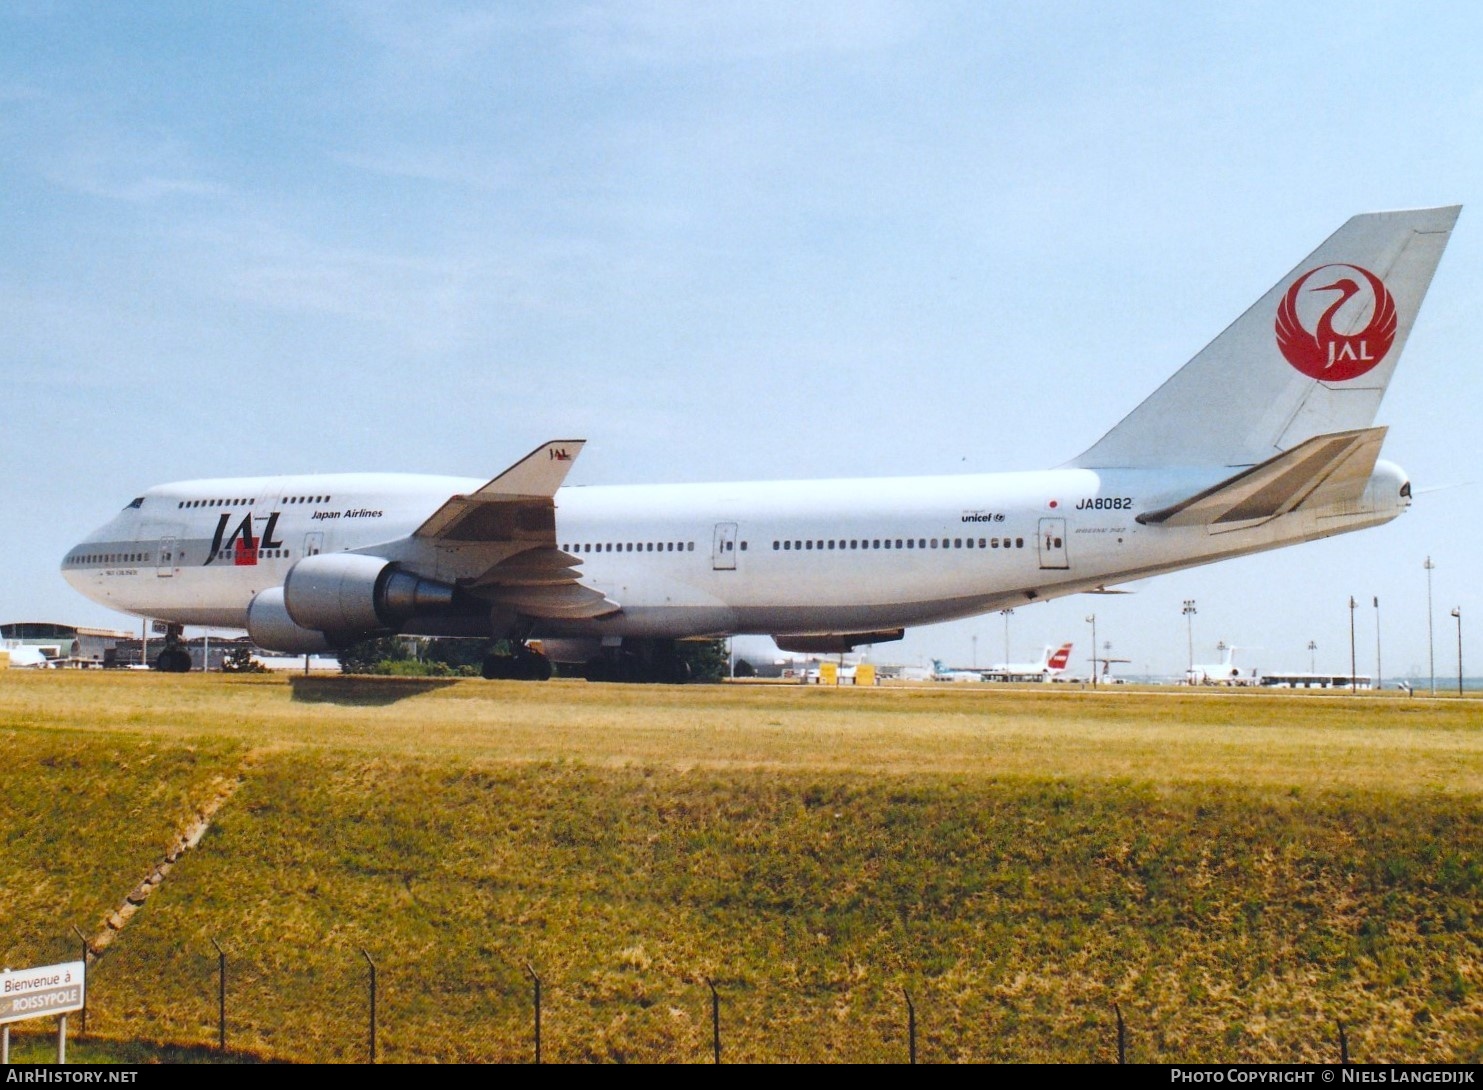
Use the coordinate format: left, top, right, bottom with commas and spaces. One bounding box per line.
154, 624, 193, 672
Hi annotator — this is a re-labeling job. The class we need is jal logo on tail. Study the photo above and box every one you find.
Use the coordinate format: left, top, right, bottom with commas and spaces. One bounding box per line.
1275, 264, 1397, 381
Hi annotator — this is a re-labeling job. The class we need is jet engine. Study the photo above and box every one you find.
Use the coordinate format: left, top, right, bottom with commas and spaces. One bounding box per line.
246, 587, 335, 654
244, 554, 459, 652
284, 553, 457, 634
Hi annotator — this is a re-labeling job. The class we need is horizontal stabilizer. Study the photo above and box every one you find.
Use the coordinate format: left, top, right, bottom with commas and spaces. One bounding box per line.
415, 440, 585, 541
1136, 427, 1386, 528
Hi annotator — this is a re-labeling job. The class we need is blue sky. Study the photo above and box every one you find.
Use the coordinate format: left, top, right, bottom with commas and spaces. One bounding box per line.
4, 2, 1480, 679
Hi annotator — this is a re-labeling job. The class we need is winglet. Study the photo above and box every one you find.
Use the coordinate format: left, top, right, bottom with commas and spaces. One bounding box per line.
473, 440, 586, 500
415, 440, 585, 541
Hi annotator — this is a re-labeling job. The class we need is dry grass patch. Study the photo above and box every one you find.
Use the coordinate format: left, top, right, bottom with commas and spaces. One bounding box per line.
0, 672, 1479, 1062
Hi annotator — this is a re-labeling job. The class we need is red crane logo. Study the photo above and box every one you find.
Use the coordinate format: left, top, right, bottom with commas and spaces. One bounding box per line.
1275, 263, 1397, 381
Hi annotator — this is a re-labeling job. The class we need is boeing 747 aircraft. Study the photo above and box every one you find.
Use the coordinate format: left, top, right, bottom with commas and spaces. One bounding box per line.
63, 207, 1459, 681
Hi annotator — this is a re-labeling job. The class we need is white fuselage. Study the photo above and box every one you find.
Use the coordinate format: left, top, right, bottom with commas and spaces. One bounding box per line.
61, 461, 1408, 643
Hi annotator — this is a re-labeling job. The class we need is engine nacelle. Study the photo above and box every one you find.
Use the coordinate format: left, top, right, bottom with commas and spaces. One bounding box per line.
246, 587, 336, 654
283, 553, 457, 638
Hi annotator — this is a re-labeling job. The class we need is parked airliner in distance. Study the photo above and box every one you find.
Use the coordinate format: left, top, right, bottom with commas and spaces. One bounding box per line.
63, 207, 1460, 681
983, 643, 1076, 682
929, 659, 989, 683
1187, 644, 1255, 686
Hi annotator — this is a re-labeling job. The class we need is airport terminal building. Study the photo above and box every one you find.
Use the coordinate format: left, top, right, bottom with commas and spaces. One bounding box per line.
0, 621, 255, 670
1, 621, 136, 667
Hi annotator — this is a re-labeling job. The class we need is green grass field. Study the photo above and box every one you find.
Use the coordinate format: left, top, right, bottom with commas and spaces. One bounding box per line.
2, 672, 1479, 1063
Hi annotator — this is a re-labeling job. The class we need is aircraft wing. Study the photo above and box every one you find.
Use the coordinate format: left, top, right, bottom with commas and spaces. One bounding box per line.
413, 440, 620, 620
1136, 427, 1387, 530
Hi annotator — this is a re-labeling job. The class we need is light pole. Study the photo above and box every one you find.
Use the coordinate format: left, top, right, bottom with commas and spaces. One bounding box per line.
1308, 640, 1317, 674
1182, 600, 1197, 683
1373, 596, 1381, 690
999, 609, 1014, 665
1349, 596, 1357, 694
1452, 607, 1463, 697
1425, 557, 1436, 696
1085, 614, 1096, 687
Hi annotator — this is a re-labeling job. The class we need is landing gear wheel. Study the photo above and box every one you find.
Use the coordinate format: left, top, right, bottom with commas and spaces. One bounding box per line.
515, 649, 553, 681
155, 648, 192, 672
482, 646, 553, 681
657, 657, 691, 685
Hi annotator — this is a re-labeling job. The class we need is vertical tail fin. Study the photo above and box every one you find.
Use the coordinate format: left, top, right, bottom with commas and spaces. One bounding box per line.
1046, 643, 1072, 671
1070, 206, 1460, 469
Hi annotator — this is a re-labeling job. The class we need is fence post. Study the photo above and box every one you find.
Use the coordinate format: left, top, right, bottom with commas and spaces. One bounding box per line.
1338, 1020, 1349, 1064
525, 962, 541, 1065
211, 938, 226, 1051
70, 926, 89, 1037
1115, 1003, 1126, 1064
904, 988, 916, 1064
360, 948, 377, 1063
706, 978, 721, 1063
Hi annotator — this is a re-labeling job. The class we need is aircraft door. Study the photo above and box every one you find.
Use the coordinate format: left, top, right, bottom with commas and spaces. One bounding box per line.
304, 532, 324, 558
712, 523, 738, 571
1037, 518, 1069, 570
156, 536, 176, 578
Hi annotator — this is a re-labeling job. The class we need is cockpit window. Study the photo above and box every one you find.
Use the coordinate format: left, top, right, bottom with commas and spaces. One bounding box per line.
125, 497, 145, 510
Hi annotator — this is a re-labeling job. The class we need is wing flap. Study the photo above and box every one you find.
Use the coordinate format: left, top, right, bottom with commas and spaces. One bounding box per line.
1137, 427, 1386, 529
484, 583, 621, 619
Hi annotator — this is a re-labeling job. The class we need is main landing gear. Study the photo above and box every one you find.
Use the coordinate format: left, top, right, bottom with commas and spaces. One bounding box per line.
153, 623, 192, 673
481, 643, 553, 681
582, 639, 692, 685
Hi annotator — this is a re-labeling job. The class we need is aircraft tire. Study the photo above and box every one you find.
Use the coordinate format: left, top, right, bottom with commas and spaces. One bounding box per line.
156, 648, 192, 673
657, 657, 692, 685
515, 649, 553, 681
